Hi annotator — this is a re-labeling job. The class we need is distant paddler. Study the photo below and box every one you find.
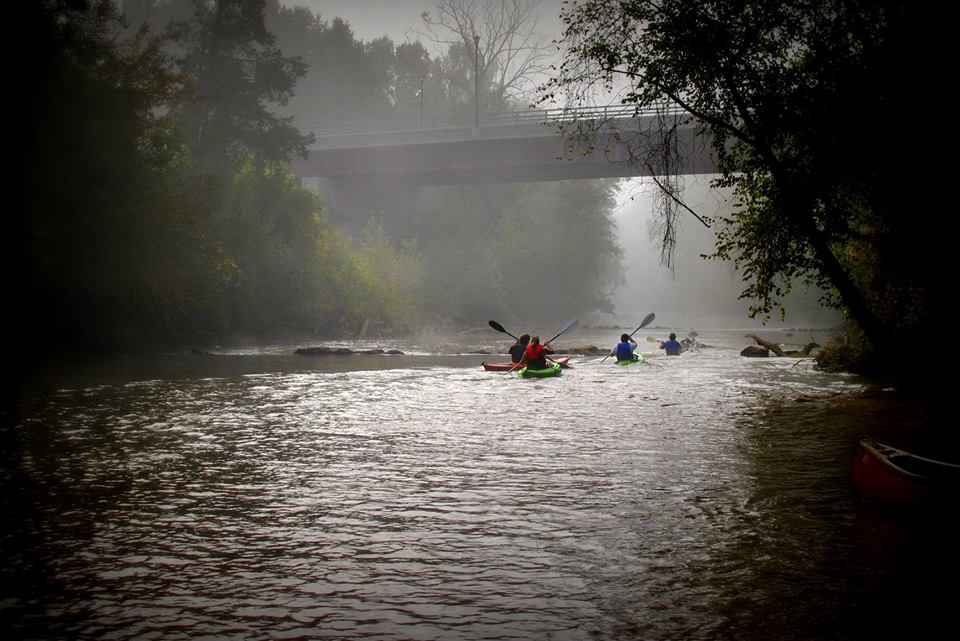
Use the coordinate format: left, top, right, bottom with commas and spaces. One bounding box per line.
659, 333, 682, 356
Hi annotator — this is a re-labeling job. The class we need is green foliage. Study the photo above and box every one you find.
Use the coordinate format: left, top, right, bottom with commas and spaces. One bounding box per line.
544, 0, 952, 367
495, 180, 623, 318
392, 42, 438, 117
16, 1, 424, 352
353, 221, 425, 331
17, 0, 221, 350
814, 335, 886, 380
409, 186, 509, 323
261, 1, 627, 328
208, 160, 341, 335
706, 172, 832, 322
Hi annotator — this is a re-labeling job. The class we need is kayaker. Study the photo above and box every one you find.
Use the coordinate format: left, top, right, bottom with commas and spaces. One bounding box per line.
509, 333, 531, 363
659, 332, 682, 356
519, 335, 550, 370
610, 333, 639, 362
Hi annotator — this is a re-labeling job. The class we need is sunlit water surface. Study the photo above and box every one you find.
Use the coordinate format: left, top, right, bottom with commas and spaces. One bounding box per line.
4, 329, 953, 640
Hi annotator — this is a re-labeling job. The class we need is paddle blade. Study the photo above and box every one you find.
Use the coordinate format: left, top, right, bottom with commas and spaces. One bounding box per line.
547, 318, 578, 343
564, 318, 579, 334
627, 313, 656, 338
489, 320, 519, 341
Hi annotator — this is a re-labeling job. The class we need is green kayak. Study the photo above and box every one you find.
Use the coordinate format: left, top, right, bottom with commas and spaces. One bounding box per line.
518, 362, 563, 378
616, 353, 645, 365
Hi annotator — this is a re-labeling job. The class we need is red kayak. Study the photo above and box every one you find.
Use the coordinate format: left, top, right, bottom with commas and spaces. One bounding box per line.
481, 356, 571, 371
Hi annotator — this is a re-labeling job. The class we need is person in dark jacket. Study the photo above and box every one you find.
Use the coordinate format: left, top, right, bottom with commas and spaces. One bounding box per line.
508, 333, 530, 363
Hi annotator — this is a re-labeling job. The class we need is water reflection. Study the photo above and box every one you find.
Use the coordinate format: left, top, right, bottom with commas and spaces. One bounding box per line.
6, 329, 947, 640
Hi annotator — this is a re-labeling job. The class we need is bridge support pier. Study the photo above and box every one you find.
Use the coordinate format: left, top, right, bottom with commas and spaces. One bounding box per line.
302, 175, 420, 238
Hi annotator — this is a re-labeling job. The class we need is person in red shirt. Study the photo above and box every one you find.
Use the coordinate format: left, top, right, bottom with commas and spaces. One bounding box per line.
519, 335, 553, 370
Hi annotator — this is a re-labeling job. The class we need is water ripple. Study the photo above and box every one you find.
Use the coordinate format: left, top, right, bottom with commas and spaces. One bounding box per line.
9, 330, 944, 640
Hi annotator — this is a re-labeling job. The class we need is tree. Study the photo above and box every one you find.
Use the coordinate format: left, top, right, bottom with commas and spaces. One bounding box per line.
411, 180, 623, 326
418, 0, 551, 114
266, 5, 399, 126
495, 180, 623, 318
353, 221, 425, 331
13, 0, 410, 353
172, 0, 310, 170
391, 41, 443, 120
541, 0, 951, 381
121, 0, 197, 32
13, 0, 226, 352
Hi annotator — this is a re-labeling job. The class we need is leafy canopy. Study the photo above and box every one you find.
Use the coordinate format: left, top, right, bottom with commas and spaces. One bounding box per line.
542, 0, 949, 355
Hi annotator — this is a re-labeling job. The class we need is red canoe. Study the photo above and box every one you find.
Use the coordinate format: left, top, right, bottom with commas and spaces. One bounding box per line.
481, 356, 571, 371
851, 436, 960, 504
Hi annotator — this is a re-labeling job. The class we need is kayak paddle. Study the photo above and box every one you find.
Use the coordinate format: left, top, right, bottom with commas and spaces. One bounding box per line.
490, 320, 525, 371
546, 318, 578, 345
543, 318, 578, 367
488, 320, 519, 341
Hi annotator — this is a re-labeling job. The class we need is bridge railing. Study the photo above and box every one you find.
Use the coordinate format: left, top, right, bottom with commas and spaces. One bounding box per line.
303, 103, 683, 139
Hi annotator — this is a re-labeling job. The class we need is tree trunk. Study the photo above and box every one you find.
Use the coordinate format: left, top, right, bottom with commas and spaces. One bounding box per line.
747, 334, 784, 356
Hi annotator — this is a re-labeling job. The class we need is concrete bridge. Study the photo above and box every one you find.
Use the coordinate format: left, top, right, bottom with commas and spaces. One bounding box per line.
291, 105, 716, 186
289, 105, 717, 231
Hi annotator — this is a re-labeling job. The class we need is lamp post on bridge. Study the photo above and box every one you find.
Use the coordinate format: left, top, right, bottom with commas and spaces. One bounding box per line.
418, 76, 425, 128
473, 33, 480, 128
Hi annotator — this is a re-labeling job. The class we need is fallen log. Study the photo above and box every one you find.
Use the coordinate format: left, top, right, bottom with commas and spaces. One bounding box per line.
783, 342, 820, 357
744, 335, 820, 358
746, 334, 785, 356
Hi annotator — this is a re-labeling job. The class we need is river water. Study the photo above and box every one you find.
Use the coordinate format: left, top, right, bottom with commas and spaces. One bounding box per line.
2, 327, 953, 640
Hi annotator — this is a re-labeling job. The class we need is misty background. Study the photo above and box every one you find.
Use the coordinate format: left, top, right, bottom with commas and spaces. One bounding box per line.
287, 0, 841, 331
286, 0, 839, 331
610, 179, 841, 330
14, 0, 841, 359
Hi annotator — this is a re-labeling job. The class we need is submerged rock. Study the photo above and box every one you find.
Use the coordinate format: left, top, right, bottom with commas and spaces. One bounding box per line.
565, 345, 606, 355
295, 346, 354, 355
740, 346, 770, 357
295, 346, 406, 356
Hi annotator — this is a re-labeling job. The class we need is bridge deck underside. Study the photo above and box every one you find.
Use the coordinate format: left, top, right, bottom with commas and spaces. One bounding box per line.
291, 127, 716, 186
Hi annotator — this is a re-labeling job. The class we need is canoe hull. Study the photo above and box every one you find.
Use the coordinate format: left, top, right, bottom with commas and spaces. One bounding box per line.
851, 437, 960, 504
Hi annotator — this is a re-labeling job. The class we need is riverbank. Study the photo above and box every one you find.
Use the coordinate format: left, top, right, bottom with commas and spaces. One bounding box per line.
825, 386, 960, 463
